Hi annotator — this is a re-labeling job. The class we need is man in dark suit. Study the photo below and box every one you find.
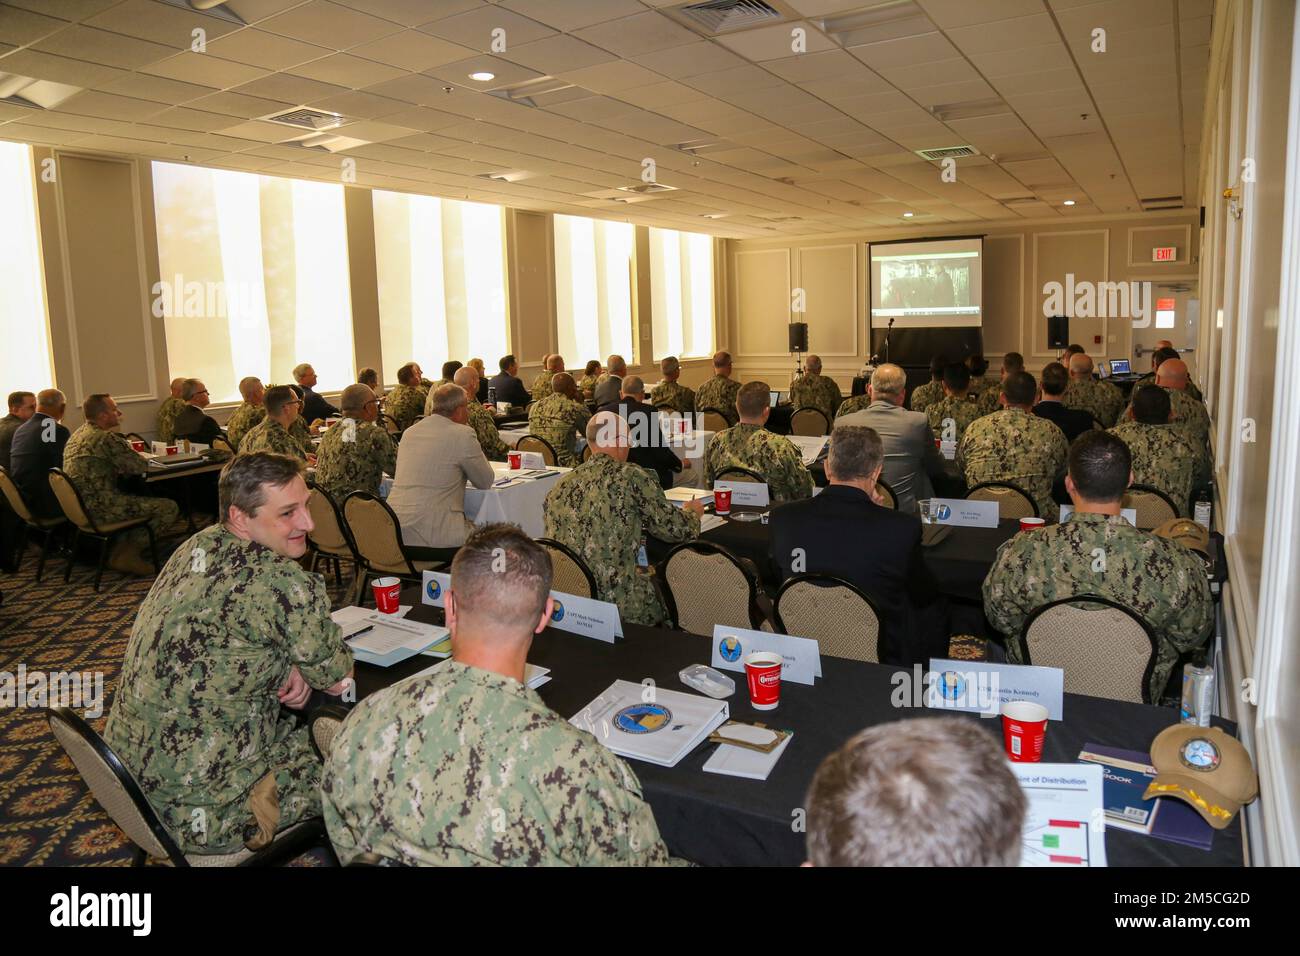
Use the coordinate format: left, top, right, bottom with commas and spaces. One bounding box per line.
769, 425, 949, 666
9, 388, 70, 518
604, 376, 682, 489
172, 378, 226, 445
1033, 362, 1093, 443
294, 363, 340, 423
488, 354, 531, 408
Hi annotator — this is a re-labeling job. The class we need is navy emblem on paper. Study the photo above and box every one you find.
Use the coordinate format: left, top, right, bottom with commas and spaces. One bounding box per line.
425, 577, 441, 601
551, 599, 565, 622
614, 704, 673, 734
719, 635, 742, 662
936, 503, 952, 520
939, 671, 966, 701
1180, 738, 1221, 772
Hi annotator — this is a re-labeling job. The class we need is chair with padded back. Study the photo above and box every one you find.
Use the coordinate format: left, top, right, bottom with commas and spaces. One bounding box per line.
341, 492, 450, 606
48, 468, 158, 591
1122, 484, 1179, 530
535, 537, 598, 599
379, 414, 401, 436
210, 435, 235, 455
658, 540, 768, 634
306, 487, 361, 586
700, 409, 729, 433
580, 443, 593, 463
775, 573, 882, 663
0, 466, 67, 581
1018, 595, 1159, 704
789, 407, 830, 437
875, 478, 897, 510
710, 466, 767, 486
515, 434, 558, 466
308, 706, 350, 761
966, 481, 1038, 520
47, 707, 327, 867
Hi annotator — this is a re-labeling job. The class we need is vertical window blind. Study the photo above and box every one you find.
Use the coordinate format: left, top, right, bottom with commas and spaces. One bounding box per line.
553, 215, 635, 369
649, 227, 714, 360
0, 141, 55, 395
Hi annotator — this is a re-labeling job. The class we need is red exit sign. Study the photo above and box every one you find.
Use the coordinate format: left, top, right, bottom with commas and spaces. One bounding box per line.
1152, 246, 1178, 262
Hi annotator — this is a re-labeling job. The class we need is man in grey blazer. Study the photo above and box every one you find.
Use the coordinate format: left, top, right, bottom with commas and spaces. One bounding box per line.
834, 364, 944, 514
388, 384, 495, 555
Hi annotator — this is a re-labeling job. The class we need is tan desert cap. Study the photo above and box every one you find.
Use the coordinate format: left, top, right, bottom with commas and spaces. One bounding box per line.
1142, 725, 1258, 829
1152, 517, 1210, 558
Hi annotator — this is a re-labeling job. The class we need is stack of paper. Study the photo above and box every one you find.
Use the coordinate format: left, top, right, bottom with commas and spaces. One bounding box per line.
570, 680, 729, 767
407, 658, 550, 690
699, 513, 726, 533
1013, 763, 1108, 867
703, 727, 793, 781
788, 434, 829, 466
331, 606, 448, 667
665, 487, 714, 507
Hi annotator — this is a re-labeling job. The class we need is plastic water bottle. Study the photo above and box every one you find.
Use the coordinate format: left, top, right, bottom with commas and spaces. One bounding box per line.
1194, 489, 1212, 530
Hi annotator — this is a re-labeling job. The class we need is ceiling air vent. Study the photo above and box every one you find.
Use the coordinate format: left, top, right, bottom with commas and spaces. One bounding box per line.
0, 74, 81, 110
915, 145, 979, 161
1002, 196, 1042, 206
618, 182, 677, 195
287, 133, 368, 153
763, 215, 802, 223
1140, 195, 1184, 211
672, 0, 787, 35
476, 171, 530, 183
265, 107, 348, 132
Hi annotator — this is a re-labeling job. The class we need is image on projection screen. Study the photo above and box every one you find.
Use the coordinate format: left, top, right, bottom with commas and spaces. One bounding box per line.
870, 237, 983, 328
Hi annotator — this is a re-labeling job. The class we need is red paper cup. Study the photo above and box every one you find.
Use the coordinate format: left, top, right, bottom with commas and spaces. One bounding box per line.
714, 488, 732, 515
507, 451, 522, 469
372, 576, 401, 614
1002, 700, 1049, 762
130, 440, 146, 452
165, 445, 178, 456
1019, 517, 1046, 531
744, 651, 783, 710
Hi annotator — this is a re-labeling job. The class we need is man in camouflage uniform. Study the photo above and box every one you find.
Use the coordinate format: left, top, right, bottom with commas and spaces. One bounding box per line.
423, 360, 462, 398
225, 376, 267, 452
595, 354, 627, 390
155, 377, 186, 443
790, 354, 843, 424
926, 362, 983, 445
909, 356, 946, 415
705, 381, 813, 503
835, 391, 871, 419
650, 355, 695, 415
957, 371, 1069, 521
1151, 358, 1211, 488
983, 432, 1212, 701
695, 350, 743, 426
454, 365, 509, 461
577, 360, 602, 402
528, 373, 590, 467
545, 413, 703, 626
105, 453, 353, 855
321, 525, 677, 866
63, 393, 180, 575
384, 361, 427, 431
530, 354, 564, 403
313, 384, 397, 502
965, 354, 999, 399
974, 352, 1024, 416
1135, 341, 1204, 402
1062, 353, 1125, 427
1110, 385, 1197, 516
239, 385, 314, 462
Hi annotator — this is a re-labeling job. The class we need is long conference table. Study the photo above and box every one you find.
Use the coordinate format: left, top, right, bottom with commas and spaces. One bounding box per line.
351, 583, 1243, 868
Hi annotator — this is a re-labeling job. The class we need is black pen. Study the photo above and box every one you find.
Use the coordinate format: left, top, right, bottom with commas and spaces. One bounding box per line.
345, 624, 374, 641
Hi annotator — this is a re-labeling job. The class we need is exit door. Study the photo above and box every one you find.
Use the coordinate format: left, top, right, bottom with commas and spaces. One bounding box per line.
1133, 283, 1199, 382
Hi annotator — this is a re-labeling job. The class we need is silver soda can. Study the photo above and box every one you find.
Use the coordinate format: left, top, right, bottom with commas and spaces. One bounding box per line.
1180, 664, 1215, 727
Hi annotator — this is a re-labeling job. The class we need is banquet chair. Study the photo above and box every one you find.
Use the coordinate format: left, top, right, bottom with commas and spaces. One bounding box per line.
48, 707, 327, 867
775, 574, 882, 663
1122, 484, 1179, 530
700, 409, 730, 433
515, 435, 558, 466
658, 540, 769, 635
210, 435, 235, 455
580, 443, 593, 463
710, 466, 767, 486
789, 407, 830, 436
875, 479, 898, 510
0, 466, 67, 581
379, 414, 401, 436
341, 492, 450, 606
48, 468, 158, 591
306, 487, 362, 586
1018, 596, 1158, 704
536, 537, 599, 599
309, 706, 351, 761
966, 481, 1038, 520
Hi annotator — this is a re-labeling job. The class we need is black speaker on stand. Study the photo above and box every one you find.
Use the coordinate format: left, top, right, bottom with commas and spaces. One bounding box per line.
1047, 315, 1069, 351
789, 321, 808, 381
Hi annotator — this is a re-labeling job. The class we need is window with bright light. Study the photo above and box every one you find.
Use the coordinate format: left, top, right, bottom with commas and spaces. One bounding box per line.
372, 190, 509, 383
553, 215, 634, 368
0, 141, 55, 394
650, 227, 714, 360
151, 162, 355, 403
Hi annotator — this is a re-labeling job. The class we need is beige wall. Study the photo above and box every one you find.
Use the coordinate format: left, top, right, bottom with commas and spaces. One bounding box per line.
723, 213, 1201, 390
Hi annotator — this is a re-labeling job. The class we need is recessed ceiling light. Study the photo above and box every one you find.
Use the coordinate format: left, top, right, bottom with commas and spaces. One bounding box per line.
902, 211, 914, 218
469, 71, 495, 82
1063, 199, 1076, 206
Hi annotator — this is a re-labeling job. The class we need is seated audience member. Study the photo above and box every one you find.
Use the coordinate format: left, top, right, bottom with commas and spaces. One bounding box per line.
1033, 362, 1095, 443
156, 377, 186, 444
695, 350, 742, 426
9, 388, 69, 517
975, 352, 1025, 415
544, 413, 702, 626
577, 360, 602, 402
454, 365, 509, 461
430, 360, 463, 392
528, 372, 590, 467
957, 371, 1068, 521
983, 431, 1213, 701
104, 452, 353, 855
965, 353, 997, 397
610, 375, 683, 489
1063, 353, 1125, 427
805, 718, 1026, 867
0, 390, 35, 469
596, 354, 627, 388
321, 525, 675, 866
908, 356, 946, 415
769, 426, 948, 665
225, 377, 267, 452
530, 355, 564, 402
488, 354, 531, 408
387, 384, 494, 557
63, 393, 180, 576
1110, 385, 1197, 515
357, 367, 384, 400
384, 362, 427, 431
172, 378, 225, 445
1136, 341, 1203, 401
313, 384, 396, 503
925, 363, 982, 446
704, 381, 813, 503
1152, 358, 1211, 487
467, 358, 489, 403
1064, 343, 1086, 360
239, 385, 313, 463
790, 354, 842, 423
293, 363, 339, 423
835, 364, 943, 514
650, 356, 695, 414
593, 376, 623, 410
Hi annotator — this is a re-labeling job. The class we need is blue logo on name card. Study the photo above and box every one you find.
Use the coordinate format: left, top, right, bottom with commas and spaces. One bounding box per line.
939, 671, 966, 701
551, 599, 565, 622
426, 578, 441, 600
936, 504, 952, 520
719, 635, 743, 662
614, 704, 672, 734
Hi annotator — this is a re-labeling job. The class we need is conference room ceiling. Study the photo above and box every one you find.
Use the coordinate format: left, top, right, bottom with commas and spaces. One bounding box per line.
0, 0, 1210, 238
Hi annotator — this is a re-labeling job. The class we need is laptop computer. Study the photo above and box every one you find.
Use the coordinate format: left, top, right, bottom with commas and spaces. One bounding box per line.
1109, 358, 1132, 375
769, 390, 781, 407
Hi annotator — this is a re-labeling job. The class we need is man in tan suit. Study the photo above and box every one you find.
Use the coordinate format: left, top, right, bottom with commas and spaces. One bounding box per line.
387, 384, 494, 556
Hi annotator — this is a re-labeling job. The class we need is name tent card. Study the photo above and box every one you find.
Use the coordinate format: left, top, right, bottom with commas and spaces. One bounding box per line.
711, 625, 820, 686
548, 591, 622, 643
421, 570, 451, 608
713, 481, 770, 507
925, 658, 1065, 721
929, 497, 999, 528
519, 450, 545, 469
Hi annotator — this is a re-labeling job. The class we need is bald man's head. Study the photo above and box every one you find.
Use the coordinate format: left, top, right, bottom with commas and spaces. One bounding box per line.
1155, 359, 1189, 390
1069, 353, 1095, 378
453, 366, 479, 391
806, 354, 822, 375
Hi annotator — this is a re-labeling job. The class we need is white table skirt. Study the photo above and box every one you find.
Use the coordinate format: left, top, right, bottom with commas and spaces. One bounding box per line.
464, 463, 568, 538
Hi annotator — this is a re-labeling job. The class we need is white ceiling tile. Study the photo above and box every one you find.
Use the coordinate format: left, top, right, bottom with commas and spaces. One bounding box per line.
330, 0, 479, 28
419, 6, 555, 50
257, 1, 405, 51
52, 89, 164, 121
501, 0, 644, 32
715, 21, 838, 61
234, 72, 347, 103
289, 53, 408, 89
0, 47, 125, 86
187, 90, 293, 119
945, 14, 1061, 54
204, 30, 334, 72
85, 0, 243, 46
305, 89, 411, 120
32, 25, 177, 70
3, 0, 120, 20
101, 71, 216, 104
142, 53, 269, 89
0, 3, 80, 46
348, 31, 476, 72
502, 34, 619, 73
573, 11, 701, 58
848, 31, 958, 69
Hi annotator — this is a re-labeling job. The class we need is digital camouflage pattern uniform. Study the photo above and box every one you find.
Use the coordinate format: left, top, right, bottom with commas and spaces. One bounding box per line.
956, 407, 1069, 521
320, 661, 675, 866
650, 380, 695, 415
155, 396, 186, 443
1109, 420, 1197, 517
983, 512, 1213, 701
544, 454, 700, 626
790, 372, 842, 423
224, 402, 266, 453
694, 374, 742, 426
909, 379, 944, 414
967, 372, 1000, 398
103, 524, 353, 854
835, 394, 871, 418
239, 417, 311, 461
704, 423, 814, 503
530, 372, 555, 403
528, 393, 590, 467
577, 374, 599, 401
973, 384, 1003, 417
312, 418, 397, 503
466, 400, 510, 461
1135, 371, 1203, 403
926, 394, 984, 445
1163, 388, 1212, 487
62, 423, 179, 552
1063, 378, 1125, 428
384, 384, 426, 431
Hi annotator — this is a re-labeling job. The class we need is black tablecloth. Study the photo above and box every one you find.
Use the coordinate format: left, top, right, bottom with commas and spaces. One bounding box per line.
353, 586, 1242, 868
